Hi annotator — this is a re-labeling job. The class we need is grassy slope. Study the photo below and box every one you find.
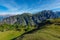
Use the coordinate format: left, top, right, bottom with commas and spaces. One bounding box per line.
22, 24, 60, 40
0, 18, 60, 40
0, 26, 34, 40
0, 30, 24, 40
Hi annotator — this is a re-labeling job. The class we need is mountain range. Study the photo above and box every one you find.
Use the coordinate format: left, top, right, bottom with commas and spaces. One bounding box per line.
1, 10, 59, 26
0, 14, 14, 21
0, 10, 60, 40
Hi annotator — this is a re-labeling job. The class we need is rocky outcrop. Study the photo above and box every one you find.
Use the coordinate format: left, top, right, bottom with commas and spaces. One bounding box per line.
3, 10, 58, 26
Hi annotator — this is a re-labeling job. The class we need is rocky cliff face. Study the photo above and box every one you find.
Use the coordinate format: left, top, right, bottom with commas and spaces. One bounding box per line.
3, 10, 58, 26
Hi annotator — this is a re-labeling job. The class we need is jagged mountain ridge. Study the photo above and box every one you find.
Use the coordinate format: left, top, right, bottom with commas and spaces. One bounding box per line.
3, 10, 58, 25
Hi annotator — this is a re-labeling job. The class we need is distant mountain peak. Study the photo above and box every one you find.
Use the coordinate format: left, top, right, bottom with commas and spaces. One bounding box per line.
2, 10, 59, 26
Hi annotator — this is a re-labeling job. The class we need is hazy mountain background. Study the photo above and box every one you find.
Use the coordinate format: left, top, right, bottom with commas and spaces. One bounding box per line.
0, 14, 15, 21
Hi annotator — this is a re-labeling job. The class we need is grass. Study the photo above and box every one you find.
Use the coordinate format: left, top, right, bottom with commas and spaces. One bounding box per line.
0, 18, 60, 40
0, 24, 35, 40
0, 30, 24, 40
22, 24, 60, 40
0, 26, 35, 40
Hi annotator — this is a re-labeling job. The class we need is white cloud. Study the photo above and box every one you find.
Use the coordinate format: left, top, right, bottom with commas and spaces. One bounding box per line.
0, 0, 60, 15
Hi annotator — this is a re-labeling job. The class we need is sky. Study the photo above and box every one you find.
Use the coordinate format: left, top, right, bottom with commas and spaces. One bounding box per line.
0, 0, 60, 15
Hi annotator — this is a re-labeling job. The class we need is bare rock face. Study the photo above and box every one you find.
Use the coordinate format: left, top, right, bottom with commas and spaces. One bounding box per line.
2, 10, 58, 26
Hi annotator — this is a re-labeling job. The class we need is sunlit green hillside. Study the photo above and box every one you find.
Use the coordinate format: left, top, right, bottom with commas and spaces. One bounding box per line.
14, 18, 60, 40
22, 24, 60, 40
0, 18, 60, 40
0, 30, 24, 40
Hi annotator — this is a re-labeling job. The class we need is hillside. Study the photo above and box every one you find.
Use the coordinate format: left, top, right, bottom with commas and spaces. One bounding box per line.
0, 18, 59, 40
21, 24, 60, 40
0, 10, 59, 40
13, 18, 60, 40
0, 0, 60, 40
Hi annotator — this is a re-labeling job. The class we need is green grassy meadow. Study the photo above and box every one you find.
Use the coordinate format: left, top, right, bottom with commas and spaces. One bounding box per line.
0, 30, 24, 40
0, 18, 60, 40
22, 24, 60, 40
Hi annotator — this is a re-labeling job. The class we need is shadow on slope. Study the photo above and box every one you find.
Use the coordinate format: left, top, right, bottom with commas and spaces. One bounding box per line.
12, 20, 53, 40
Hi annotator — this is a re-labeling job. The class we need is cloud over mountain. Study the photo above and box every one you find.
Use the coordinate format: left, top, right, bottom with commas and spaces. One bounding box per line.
0, 0, 60, 15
